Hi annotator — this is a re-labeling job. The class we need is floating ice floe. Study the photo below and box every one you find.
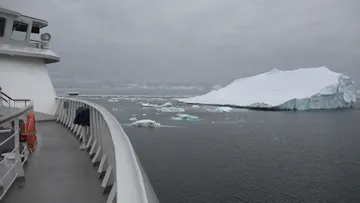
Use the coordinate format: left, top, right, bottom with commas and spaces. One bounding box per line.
161, 102, 173, 107
192, 105, 200, 108
140, 102, 159, 108
142, 114, 147, 116
129, 117, 137, 121
171, 113, 200, 121
112, 108, 122, 112
178, 67, 357, 110
206, 107, 233, 113
132, 119, 161, 128
108, 98, 119, 102
157, 107, 185, 112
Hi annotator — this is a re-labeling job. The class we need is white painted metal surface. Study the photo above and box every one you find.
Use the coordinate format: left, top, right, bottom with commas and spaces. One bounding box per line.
55, 97, 159, 203
0, 7, 60, 116
0, 56, 57, 115
0, 99, 32, 200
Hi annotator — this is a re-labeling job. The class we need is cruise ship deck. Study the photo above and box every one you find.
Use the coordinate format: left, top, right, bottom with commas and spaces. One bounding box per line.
0, 6, 159, 203
2, 121, 106, 202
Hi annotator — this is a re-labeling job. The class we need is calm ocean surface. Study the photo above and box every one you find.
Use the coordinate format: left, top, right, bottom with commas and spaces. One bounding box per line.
86, 96, 360, 203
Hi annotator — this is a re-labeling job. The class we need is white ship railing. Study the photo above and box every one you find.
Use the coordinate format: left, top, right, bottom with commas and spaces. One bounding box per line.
0, 95, 32, 200
55, 97, 159, 203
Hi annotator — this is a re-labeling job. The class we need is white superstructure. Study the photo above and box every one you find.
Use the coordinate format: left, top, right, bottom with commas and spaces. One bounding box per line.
0, 8, 59, 115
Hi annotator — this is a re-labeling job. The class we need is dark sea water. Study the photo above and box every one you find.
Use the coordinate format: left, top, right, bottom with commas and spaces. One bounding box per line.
88, 96, 360, 203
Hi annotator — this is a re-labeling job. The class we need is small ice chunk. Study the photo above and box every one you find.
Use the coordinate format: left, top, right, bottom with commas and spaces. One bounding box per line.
157, 107, 185, 112
140, 102, 159, 108
129, 117, 137, 121
192, 105, 200, 108
112, 108, 122, 111
132, 119, 161, 128
161, 102, 173, 107
108, 98, 119, 103
142, 114, 147, 116
171, 113, 200, 121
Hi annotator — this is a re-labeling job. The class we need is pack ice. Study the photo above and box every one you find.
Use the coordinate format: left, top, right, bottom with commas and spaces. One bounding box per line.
179, 67, 356, 110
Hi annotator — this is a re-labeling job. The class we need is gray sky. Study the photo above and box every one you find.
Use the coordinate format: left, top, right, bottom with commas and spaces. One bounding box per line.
3, 0, 360, 85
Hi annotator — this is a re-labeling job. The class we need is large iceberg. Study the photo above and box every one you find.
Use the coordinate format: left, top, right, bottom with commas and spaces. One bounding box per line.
178, 67, 356, 110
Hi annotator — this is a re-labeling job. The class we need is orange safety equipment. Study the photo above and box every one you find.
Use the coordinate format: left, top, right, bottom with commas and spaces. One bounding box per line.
19, 120, 27, 143
26, 112, 37, 152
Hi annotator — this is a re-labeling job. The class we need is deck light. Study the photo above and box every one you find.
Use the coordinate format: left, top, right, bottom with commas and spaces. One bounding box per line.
40, 33, 51, 42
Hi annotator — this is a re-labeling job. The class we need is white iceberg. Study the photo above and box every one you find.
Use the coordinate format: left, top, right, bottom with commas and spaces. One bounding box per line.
161, 102, 173, 107
132, 119, 161, 128
157, 107, 185, 112
140, 102, 159, 108
207, 107, 233, 113
171, 113, 200, 121
129, 117, 137, 121
192, 105, 200, 108
179, 67, 356, 110
108, 98, 119, 102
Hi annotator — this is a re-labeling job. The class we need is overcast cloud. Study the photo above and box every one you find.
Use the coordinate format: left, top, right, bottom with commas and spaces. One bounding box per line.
2, 0, 360, 85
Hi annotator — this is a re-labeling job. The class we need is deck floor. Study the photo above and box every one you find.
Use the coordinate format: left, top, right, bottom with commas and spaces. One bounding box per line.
2, 121, 106, 203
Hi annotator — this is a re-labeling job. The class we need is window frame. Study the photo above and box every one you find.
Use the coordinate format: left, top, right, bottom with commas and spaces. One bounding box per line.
0, 16, 7, 38
11, 20, 29, 42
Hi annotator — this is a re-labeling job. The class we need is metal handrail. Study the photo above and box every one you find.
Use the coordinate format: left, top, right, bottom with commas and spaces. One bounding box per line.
0, 91, 32, 200
0, 91, 31, 111
1, 96, 9, 103
55, 97, 159, 203
1, 92, 12, 101
0, 101, 34, 124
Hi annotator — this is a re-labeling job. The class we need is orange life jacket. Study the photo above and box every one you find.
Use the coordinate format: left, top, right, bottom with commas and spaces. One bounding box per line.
19, 120, 26, 142
26, 112, 36, 152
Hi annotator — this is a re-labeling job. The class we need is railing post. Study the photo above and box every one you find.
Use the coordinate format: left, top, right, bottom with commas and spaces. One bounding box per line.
61, 100, 68, 125
106, 182, 117, 203
56, 100, 63, 123
89, 108, 98, 158
14, 118, 25, 178
70, 101, 78, 132
66, 101, 73, 129
63, 100, 70, 126
86, 107, 95, 151
92, 112, 102, 165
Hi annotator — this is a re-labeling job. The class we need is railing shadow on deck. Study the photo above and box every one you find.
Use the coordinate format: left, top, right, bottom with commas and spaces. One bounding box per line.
55, 97, 160, 203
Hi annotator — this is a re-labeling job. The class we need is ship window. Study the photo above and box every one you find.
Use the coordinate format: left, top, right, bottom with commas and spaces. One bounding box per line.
11, 20, 28, 41
0, 17, 6, 37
